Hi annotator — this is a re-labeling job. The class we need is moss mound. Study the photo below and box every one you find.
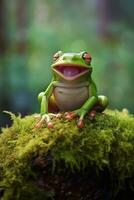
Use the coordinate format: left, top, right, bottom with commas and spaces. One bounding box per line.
0, 110, 134, 199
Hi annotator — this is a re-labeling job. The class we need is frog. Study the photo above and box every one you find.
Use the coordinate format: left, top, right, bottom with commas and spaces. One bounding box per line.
36, 51, 108, 128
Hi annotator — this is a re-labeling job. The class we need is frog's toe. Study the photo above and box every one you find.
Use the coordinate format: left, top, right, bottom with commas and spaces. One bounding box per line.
44, 114, 54, 129
35, 123, 42, 129
35, 119, 45, 129
35, 114, 54, 129
77, 118, 85, 128
88, 110, 96, 120
47, 121, 54, 129
65, 112, 78, 120
53, 113, 63, 119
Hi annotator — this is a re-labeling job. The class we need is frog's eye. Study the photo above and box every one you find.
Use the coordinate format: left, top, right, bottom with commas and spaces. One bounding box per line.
82, 52, 92, 64
53, 51, 62, 61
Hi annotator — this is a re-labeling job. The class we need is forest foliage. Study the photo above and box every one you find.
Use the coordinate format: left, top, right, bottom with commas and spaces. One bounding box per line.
0, 0, 134, 128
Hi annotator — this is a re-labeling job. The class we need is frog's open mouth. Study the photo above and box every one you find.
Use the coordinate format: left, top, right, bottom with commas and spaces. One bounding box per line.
53, 64, 91, 80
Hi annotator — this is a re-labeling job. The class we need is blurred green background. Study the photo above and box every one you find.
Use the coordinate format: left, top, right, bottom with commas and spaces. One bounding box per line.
0, 0, 134, 127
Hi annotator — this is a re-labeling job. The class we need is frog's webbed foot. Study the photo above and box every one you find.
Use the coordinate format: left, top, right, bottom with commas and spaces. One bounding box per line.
35, 113, 62, 129
65, 109, 86, 129
65, 112, 78, 120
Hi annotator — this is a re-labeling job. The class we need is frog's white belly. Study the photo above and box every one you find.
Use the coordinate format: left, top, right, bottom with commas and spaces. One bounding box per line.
53, 86, 89, 111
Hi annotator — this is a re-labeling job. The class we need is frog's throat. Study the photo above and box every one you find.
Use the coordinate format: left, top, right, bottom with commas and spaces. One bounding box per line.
52, 64, 92, 81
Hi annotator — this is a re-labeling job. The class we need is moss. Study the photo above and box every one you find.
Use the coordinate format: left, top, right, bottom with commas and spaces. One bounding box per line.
0, 110, 134, 199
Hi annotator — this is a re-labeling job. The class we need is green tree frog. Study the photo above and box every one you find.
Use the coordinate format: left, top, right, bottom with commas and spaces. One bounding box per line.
37, 51, 108, 128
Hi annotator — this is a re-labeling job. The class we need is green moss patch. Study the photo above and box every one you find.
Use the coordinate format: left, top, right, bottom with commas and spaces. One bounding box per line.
0, 110, 134, 199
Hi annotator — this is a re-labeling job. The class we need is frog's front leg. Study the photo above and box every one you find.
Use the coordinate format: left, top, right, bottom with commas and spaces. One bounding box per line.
65, 80, 98, 128
66, 96, 98, 128
35, 81, 60, 128
35, 92, 53, 128
76, 96, 98, 128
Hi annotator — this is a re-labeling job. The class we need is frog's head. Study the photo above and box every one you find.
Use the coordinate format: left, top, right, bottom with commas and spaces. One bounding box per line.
51, 51, 92, 80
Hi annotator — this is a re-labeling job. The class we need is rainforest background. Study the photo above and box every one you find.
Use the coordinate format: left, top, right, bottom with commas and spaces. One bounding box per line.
0, 0, 134, 127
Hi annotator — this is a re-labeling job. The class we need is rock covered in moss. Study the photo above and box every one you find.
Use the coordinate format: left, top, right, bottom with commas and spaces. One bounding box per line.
0, 110, 134, 199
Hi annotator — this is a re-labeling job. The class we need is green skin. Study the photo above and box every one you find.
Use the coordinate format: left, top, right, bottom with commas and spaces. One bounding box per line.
37, 51, 108, 128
